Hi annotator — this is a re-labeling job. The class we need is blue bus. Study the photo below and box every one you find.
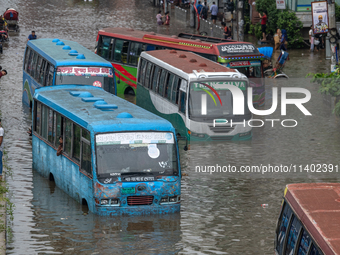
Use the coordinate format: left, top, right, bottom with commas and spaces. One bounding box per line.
23, 38, 116, 107
32, 85, 181, 216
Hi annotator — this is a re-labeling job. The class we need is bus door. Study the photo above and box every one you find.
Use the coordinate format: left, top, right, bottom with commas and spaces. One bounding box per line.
178, 79, 188, 138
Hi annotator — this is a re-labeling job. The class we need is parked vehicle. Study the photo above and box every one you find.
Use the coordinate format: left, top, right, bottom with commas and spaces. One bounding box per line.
32, 85, 181, 216
275, 183, 340, 255
95, 28, 266, 107
4, 8, 19, 32
136, 49, 252, 142
22, 38, 116, 107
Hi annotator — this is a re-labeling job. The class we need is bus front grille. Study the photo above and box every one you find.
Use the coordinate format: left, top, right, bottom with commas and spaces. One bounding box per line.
209, 125, 234, 133
127, 196, 154, 206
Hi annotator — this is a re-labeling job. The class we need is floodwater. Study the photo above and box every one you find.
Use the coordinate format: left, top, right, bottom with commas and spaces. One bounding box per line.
1, 0, 339, 254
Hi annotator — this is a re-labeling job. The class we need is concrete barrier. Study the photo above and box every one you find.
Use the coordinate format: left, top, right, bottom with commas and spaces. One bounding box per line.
212, 23, 223, 38
175, 6, 187, 24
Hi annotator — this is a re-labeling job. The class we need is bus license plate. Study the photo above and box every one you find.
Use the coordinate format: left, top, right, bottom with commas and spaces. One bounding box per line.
121, 187, 135, 194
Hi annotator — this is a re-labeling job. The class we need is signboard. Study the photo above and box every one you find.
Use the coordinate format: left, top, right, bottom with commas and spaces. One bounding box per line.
192, 81, 247, 91
56, 66, 113, 77
227, 60, 261, 68
218, 44, 259, 56
276, 0, 286, 9
311, 1, 329, 34
96, 132, 174, 145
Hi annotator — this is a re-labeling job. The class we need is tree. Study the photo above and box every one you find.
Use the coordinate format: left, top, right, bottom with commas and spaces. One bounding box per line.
255, 0, 304, 48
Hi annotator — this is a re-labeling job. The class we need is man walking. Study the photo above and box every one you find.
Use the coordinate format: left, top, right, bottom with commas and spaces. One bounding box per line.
0, 119, 4, 179
210, 2, 218, 24
259, 11, 267, 41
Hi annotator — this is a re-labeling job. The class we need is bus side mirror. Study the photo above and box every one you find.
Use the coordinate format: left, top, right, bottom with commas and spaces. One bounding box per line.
184, 145, 188, 151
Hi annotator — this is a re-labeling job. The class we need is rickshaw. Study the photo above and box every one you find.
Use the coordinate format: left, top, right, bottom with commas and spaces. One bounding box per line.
258, 46, 289, 79
3, 8, 19, 32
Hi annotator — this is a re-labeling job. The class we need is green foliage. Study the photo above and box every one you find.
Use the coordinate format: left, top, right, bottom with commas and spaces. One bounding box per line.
336, 3, 340, 22
254, 0, 304, 48
307, 66, 340, 116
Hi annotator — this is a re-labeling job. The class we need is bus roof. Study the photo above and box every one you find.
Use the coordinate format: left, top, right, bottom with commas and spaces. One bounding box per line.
98, 28, 262, 57
285, 183, 340, 255
27, 39, 113, 68
34, 85, 175, 134
141, 50, 238, 75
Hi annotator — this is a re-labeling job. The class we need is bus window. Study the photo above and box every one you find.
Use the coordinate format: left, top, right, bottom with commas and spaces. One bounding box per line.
41, 105, 48, 140
179, 91, 186, 114
296, 229, 311, 255
64, 119, 72, 155
47, 64, 54, 86
171, 76, 181, 104
35, 56, 42, 81
73, 125, 81, 161
35, 102, 41, 135
24, 47, 30, 72
81, 139, 92, 176
285, 215, 302, 255
165, 73, 175, 101
27, 50, 34, 75
144, 62, 153, 88
55, 113, 64, 147
158, 69, 167, 96
309, 243, 323, 255
138, 59, 146, 84
47, 108, 54, 144
53, 112, 57, 146
129, 42, 142, 66
98, 36, 113, 60
114, 39, 129, 64
31, 52, 38, 79
276, 203, 293, 254
151, 66, 160, 92
82, 129, 90, 140
146, 44, 156, 51
39, 60, 46, 85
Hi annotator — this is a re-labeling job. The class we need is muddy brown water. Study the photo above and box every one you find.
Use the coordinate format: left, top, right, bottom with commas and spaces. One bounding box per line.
1, 0, 338, 254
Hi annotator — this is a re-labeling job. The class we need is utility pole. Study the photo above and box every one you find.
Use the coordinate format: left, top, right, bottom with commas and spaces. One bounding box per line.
238, 0, 244, 41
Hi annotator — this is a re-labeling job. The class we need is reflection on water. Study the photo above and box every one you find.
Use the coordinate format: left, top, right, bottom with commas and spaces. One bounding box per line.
2, 0, 339, 254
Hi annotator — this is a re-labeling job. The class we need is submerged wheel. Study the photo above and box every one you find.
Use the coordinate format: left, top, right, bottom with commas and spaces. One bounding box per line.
124, 87, 135, 96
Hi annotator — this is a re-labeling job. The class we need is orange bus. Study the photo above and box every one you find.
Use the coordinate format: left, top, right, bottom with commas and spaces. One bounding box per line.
95, 28, 266, 106
275, 183, 340, 255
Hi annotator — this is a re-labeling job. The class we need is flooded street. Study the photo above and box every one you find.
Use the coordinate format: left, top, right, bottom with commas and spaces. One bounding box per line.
1, 0, 339, 254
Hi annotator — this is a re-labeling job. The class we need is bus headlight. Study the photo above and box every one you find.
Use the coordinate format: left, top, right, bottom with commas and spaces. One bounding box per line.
169, 197, 177, 202
101, 199, 109, 205
111, 199, 119, 205
160, 196, 180, 204
161, 197, 168, 203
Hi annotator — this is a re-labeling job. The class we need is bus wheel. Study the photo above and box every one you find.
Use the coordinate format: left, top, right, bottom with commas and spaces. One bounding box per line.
124, 87, 135, 96
49, 173, 55, 182
81, 198, 89, 214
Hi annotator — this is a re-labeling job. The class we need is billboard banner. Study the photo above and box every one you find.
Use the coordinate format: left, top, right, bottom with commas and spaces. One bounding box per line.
312, 1, 329, 34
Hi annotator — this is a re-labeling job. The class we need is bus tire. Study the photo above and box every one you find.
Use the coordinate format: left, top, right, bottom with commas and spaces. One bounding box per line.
49, 173, 55, 182
124, 87, 135, 96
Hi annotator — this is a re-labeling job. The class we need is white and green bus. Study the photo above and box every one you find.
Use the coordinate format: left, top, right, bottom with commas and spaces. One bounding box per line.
136, 50, 252, 142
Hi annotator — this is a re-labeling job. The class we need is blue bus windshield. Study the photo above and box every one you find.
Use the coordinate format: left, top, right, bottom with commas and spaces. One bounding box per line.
96, 132, 178, 178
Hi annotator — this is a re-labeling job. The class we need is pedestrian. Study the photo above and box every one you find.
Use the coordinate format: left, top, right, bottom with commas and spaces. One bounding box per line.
0, 70, 7, 79
280, 29, 288, 51
57, 136, 63, 156
164, 11, 170, 25
259, 11, 267, 41
0, 119, 4, 179
210, 2, 218, 24
222, 22, 231, 39
201, 1, 208, 20
196, 1, 203, 17
28, 31, 37, 40
156, 10, 164, 25
309, 25, 314, 52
